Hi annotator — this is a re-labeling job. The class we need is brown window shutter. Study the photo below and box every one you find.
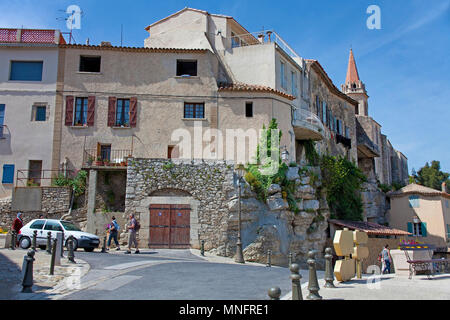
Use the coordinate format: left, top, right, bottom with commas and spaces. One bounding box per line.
108, 97, 117, 127
65, 96, 74, 126
129, 97, 137, 128
87, 96, 96, 126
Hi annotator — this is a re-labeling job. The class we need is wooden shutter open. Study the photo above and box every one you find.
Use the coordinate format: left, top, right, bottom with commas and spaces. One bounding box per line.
87, 96, 96, 126
65, 96, 74, 126
108, 97, 117, 127
129, 97, 137, 128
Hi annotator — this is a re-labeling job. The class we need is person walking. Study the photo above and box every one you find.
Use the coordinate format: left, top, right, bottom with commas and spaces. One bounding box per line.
381, 244, 392, 274
125, 214, 140, 254
107, 216, 121, 251
12, 212, 23, 247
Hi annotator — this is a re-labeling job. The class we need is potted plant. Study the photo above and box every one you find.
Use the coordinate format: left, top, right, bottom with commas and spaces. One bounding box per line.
87, 156, 94, 166
95, 157, 103, 166
120, 160, 127, 167
103, 159, 111, 166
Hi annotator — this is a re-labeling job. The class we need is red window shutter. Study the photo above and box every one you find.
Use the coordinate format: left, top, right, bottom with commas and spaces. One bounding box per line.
108, 97, 117, 127
65, 96, 74, 126
87, 96, 96, 126
129, 97, 137, 128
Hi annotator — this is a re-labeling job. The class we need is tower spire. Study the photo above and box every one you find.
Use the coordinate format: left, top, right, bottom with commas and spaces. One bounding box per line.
345, 48, 360, 84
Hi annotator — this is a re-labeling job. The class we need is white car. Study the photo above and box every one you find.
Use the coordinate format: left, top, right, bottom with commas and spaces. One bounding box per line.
18, 219, 100, 252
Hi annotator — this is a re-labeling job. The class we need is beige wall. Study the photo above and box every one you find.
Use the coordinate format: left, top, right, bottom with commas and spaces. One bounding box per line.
388, 194, 448, 248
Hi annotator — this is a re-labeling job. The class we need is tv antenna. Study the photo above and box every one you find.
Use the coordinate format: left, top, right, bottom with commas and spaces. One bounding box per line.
56, 8, 85, 44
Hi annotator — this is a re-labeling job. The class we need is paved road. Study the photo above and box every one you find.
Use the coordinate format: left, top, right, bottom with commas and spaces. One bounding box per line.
61, 249, 307, 300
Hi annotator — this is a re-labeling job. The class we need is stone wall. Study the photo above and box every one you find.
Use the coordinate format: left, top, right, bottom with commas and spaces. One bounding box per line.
0, 186, 72, 231
125, 159, 329, 267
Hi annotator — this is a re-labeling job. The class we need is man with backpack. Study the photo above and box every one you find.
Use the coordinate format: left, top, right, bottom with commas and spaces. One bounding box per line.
107, 216, 121, 251
125, 213, 140, 254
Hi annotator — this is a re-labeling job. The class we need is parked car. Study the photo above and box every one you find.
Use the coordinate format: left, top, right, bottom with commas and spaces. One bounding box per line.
18, 219, 100, 252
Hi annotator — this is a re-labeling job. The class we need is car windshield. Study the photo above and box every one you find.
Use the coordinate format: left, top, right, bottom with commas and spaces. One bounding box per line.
60, 221, 81, 231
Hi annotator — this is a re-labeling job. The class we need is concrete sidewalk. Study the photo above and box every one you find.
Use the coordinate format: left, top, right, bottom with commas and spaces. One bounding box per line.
0, 248, 90, 300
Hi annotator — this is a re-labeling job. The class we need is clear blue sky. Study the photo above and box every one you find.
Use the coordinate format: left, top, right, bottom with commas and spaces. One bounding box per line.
1, 0, 449, 173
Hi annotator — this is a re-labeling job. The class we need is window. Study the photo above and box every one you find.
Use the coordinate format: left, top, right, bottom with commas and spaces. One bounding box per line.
408, 222, 427, 237
231, 32, 240, 48
409, 195, 420, 208
291, 71, 298, 97
280, 61, 286, 89
337, 119, 342, 135
9, 61, 43, 81
245, 102, 253, 118
2, 164, 14, 184
44, 220, 63, 232
447, 224, 450, 239
184, 103, 204, 119
345, 126, 350, 139
177, 60, 197, 77
115, 99, 130, 127
34, 105, 46, 122
100, 145, 111, 161
74, 97, 88, 126
79, 56, 101, 73
322, 102, 327, 124
30, 220, 45, 230
0, 104, 4, 138
315, 96, 320, 116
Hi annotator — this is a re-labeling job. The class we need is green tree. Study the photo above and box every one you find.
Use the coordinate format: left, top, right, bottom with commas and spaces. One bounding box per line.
415, 161, 449, 191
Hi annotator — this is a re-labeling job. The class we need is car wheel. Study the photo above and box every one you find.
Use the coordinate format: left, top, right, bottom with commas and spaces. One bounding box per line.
84, 247, 94, 252
19, 236, 31, 249
65, 238, 78, 251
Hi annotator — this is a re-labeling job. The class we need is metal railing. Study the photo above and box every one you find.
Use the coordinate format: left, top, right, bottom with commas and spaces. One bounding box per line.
82, 149, 132, 167
16, 169, 75, 187
292, 108, 329, 139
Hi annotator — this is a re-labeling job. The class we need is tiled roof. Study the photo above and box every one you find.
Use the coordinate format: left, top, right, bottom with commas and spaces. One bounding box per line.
59, 44, 207, 53
329, 219, 412, 236
345, 49, 360, 84
218, 82, 296, 100
388, 183, 450, 199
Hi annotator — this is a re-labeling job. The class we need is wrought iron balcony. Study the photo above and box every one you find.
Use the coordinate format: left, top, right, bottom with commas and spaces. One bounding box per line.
82, 148, 132, 169
292, 108, 327, 141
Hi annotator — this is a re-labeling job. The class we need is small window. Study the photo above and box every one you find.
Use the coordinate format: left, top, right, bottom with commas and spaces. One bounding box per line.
245, 102, 253, 118
2, 164, 14, 184
43, 220, 63, 231
10, 61, 43, 81
231, 32, 240, 48
177, 60, 197, 77
280, 61, 286, 89
100, 144, 111, 161
409, 195, 420, 208
74, 97, 88, 126
79, 56, 101, 73
345, 126, 350, 139
0, 104, 5, 138
115, 99, 130, 127
30, 220, 46, 230
34, 106, 47, 121
291, 71, 298, 97
184, 103, 204, 119
322, 102, 327, 123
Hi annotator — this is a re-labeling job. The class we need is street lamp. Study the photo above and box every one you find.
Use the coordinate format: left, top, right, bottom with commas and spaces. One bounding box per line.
234, 164, 245, 264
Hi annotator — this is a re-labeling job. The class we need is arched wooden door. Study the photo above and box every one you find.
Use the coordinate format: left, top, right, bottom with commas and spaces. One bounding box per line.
149, 204, 191, 248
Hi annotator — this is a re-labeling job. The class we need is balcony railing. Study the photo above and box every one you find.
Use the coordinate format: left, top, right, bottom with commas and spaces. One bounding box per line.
16, 169, 75, 187
292, 108, 328, 141
229, 30, 302, 63
82, 149, 132, 168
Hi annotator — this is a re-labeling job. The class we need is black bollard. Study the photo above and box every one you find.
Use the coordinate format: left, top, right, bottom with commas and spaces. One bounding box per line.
10, 231, 16, 250
21, 249, 35, 293
49, 238, 57, 275
268, 287, 281, 300
46, 232, 52, 254
101, 236, 107, 253
67, 235, 76, 264
306, 250, 322, 300
32, 230, 37, 251
201, 240, 205, 256
290, 263, 303, 300
324, 247, 336, 288
266, 249, 272, 267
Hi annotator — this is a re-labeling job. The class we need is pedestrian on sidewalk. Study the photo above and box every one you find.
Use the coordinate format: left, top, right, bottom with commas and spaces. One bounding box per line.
12, 212, 23, 247
107, 216, 121, 251
125, 214, 140, 254
381, 244, 392, 274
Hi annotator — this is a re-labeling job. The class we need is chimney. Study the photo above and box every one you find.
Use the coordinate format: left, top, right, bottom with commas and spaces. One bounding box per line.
258, 33, 265, 43
86, 38, 90, 45
100, 41, 112, 47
